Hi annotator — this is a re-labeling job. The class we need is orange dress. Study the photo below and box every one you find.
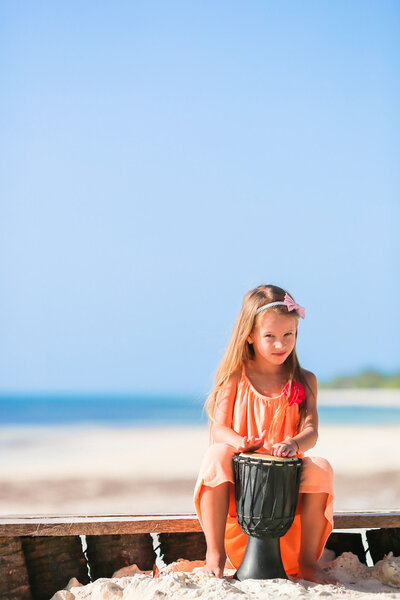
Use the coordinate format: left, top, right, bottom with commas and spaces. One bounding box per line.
193, 364, 334, 576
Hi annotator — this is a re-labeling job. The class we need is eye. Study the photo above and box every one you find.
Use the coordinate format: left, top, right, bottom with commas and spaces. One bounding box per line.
285, 333, 293, 336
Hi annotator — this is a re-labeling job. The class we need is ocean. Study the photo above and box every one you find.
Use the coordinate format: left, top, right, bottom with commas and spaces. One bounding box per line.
1, 393, 400, 427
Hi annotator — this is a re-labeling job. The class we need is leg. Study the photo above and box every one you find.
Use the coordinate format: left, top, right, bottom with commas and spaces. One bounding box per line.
298, 492, 336, 584
199, 482, 231, 578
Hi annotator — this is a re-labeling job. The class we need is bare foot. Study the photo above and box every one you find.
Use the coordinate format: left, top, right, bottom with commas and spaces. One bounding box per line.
299, 562, 339, 585
199, 550, 226, 578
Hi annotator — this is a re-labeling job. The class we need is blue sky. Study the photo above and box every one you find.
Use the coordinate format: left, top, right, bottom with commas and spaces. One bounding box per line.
0, 1, 399, 395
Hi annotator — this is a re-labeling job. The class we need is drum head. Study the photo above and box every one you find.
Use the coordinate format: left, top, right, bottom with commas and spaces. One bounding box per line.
238, 452, 299, 464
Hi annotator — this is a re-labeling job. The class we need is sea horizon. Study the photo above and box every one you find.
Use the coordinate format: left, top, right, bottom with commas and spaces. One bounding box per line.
1, 389, 399, 427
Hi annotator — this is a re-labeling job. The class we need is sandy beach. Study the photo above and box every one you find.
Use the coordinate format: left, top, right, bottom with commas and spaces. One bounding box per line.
1, 423, 399, 515
2, 422, 400, 599
50, 555, 400, 600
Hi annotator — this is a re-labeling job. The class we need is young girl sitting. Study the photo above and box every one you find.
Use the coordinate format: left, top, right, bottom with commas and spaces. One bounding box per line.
193, 284, 334, 584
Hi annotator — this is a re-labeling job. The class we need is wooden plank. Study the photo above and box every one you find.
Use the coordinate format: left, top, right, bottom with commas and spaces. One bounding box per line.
86, 534, 156, 579
334, 512, 400, 529
0, 537, 32, 600
0, 511, 400, 537
159, 532, 207, 564
0, 515, 201, 537
325, 532, 366, 564
21, 536, 90, 600
366, 528, 400, 564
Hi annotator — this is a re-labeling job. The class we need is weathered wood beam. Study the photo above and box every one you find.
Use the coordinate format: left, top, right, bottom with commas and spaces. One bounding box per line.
0, 514, 201, 536
0, 537, 32, 600
366, 528, 400, 564
0, 511, 400, 537
20, 536, 89, 600
85, 534, 155, 578
334, 512, 400, 529
159, 532, 207, 563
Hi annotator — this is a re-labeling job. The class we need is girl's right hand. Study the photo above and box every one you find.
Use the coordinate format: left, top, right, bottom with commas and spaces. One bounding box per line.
235, 430, 268, 454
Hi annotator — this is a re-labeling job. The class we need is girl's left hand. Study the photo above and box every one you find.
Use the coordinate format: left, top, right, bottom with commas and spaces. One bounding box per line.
271, 437, 298, 457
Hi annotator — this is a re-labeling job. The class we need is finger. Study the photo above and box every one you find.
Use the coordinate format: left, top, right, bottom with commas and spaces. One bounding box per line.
275, 444, 283, 455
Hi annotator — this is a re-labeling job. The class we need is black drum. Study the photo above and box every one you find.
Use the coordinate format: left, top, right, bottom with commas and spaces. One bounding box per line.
233, 452, 303, 580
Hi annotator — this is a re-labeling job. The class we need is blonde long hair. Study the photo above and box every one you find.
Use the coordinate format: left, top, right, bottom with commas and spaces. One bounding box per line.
204, 284, 313, 434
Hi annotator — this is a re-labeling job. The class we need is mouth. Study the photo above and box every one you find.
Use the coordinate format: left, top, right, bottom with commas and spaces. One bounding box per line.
273, 352, 286, 356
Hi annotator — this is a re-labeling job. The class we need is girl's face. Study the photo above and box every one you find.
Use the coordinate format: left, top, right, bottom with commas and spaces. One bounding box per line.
247, 311, 297, 365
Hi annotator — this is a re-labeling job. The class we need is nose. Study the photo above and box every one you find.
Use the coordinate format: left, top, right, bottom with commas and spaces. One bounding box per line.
274, 340, 284, 349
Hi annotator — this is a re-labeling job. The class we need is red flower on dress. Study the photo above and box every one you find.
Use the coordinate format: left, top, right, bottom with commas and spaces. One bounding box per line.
283, 381, 306, 406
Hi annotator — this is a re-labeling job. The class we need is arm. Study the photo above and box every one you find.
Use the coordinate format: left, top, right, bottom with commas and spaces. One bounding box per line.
211, 372, 267, 452
291, 370, 319, 452
211, 372, 242, 446
272, 370, 319, 457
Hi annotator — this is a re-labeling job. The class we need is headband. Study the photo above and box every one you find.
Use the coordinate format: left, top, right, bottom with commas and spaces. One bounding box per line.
255, 293, 305, 319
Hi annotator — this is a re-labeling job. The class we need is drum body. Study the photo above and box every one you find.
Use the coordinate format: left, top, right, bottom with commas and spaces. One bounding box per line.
233, 452, 303, 580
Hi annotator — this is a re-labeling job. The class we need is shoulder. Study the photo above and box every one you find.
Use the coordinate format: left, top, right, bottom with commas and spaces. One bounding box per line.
216, 367, 241, 398
300, 368, 318, 397
213, 367, 241, 424
225, 367, 242, 389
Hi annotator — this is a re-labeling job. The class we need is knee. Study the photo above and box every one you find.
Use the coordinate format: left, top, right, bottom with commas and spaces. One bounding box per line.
316, 457, 334, 478
306, 455, 333, 475
301, 456, 334, 489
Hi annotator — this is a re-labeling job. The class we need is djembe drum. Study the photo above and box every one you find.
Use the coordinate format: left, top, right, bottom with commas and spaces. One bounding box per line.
233, 452, 303, 580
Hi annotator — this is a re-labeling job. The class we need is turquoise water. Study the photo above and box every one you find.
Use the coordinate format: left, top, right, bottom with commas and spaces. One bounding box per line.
1, 395, 400, 427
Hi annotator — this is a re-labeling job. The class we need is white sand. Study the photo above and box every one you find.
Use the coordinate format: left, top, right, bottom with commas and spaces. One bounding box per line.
0, 424, 210, 482
2, 422, 399, 598
1, 423, 399, 481
0, 424, 399, 514
50, 553, 400, 599
317, 389, 400, 407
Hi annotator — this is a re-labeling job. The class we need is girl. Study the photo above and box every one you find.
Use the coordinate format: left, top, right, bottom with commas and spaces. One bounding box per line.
193, 284, 334, 584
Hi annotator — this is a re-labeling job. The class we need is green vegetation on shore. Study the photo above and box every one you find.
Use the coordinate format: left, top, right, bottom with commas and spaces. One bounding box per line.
319, 370, 400, 389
